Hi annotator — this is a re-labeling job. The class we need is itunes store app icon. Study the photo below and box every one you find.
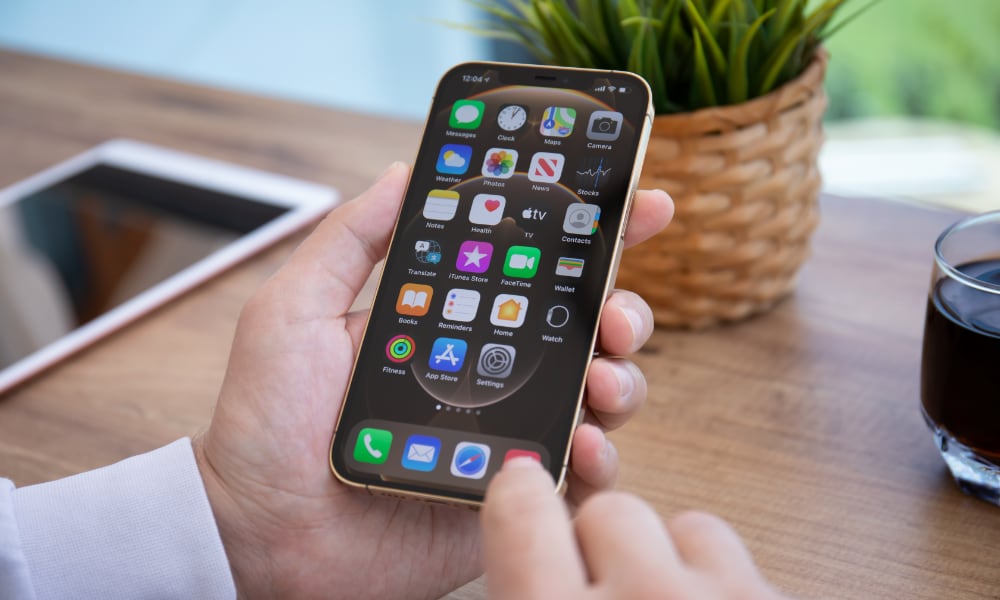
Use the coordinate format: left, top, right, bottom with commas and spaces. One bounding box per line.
469, 194, 505, 226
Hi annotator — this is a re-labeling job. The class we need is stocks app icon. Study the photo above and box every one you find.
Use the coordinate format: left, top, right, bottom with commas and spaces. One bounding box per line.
477, 343, 516, 379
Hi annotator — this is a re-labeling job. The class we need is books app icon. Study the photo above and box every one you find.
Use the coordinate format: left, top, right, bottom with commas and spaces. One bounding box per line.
396, 283, 433, 316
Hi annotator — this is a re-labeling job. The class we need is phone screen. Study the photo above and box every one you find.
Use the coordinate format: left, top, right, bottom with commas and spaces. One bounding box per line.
331, 62, 651, 503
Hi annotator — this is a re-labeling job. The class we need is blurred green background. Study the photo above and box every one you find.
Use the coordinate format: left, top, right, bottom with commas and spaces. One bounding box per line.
823, 0, 1000, 130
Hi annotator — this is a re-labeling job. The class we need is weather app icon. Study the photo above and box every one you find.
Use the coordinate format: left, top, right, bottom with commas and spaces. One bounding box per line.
436, 144, 472, 175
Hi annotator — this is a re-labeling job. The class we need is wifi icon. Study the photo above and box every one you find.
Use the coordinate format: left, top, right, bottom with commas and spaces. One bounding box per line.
608, 85, 617, 92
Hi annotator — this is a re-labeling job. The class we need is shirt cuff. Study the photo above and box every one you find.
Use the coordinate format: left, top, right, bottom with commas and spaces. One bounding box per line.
12, 438, 235, 599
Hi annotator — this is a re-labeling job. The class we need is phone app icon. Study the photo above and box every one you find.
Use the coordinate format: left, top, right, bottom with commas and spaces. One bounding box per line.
490, 294, 528, 328
401, 434, 442, 472
396, 283, 433, 316
504, 449, 541, 464
497, 104, 528, 132
450, 99, 485, 129
481, 148, 518, 178
456, 240, 493, 273
423, 189, 460, 221
528, 152, 565, 183
354, 427, 392, 465
451, 442, 491, 479
477, 343, 516, 379
503, 246, 541, 279
563, 204, 601, 235
587, 110, 624, 141
575, 156, 612, 189
436, 145, 472, 175
442, 288, 480, 322
414, 240, 442, 265
469, 194, 506, 225
429, 337, 468, 372
555, 257, 585, 277
385, 334, 415, 363
540, 106, 576, 137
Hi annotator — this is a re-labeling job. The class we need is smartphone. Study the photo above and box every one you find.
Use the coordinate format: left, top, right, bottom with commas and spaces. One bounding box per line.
330, 62, 652, 506
0, 139, 336, 393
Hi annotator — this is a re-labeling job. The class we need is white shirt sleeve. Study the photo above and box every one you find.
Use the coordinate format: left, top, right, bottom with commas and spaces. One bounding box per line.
2, 438, 236, 599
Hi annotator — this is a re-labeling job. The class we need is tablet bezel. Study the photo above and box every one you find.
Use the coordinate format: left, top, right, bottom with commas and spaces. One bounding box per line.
0, 139, 339, 393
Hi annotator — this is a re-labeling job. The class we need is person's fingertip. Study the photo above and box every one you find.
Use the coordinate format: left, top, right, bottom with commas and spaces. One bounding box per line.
503, 456, 545, 471
612, 360, 636, 402
378, 161, 409, 180
620, 305, 645, 350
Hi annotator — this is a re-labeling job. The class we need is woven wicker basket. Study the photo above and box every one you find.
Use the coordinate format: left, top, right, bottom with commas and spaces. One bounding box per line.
618, 51, 828, 329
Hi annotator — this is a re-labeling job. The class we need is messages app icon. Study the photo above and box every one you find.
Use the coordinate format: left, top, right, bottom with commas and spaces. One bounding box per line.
450, 99, 485, 129
401, 434, 441, 472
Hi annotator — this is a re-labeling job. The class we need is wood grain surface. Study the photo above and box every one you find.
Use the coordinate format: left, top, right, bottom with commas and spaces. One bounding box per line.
0, 51, 997, 599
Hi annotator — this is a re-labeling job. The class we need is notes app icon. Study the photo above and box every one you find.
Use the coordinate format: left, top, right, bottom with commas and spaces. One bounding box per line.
396, 283, 433, 316
423, 190, 459, 221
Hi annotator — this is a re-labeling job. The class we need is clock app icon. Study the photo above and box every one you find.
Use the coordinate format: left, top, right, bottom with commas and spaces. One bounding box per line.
497, 104, 528, 132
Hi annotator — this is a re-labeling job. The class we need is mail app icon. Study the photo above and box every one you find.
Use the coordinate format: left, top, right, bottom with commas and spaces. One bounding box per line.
401, 434, 442, 472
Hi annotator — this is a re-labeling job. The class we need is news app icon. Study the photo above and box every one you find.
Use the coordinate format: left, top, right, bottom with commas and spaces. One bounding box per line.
528, 152, 565, 183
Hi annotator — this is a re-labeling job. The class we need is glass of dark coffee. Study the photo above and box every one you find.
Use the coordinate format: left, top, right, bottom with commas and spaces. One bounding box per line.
921, 210, 1000, 506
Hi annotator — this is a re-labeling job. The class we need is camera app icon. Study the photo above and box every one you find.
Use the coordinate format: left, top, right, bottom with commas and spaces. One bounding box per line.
587, 110, 623, 141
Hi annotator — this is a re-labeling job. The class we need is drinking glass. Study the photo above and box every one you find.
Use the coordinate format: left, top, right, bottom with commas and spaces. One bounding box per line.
921, 210, 1000, 506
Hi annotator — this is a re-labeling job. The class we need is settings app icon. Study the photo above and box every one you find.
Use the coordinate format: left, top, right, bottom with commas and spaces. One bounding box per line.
476, 344, 516, 379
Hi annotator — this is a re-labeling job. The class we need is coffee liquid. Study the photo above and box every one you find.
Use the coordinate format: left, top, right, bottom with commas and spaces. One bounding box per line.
921, 259, 1000, 464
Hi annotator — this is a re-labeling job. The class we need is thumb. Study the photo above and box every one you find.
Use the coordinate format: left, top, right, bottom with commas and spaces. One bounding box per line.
279, 162, 409, 316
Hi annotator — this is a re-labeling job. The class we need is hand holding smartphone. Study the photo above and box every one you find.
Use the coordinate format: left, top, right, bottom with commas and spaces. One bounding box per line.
330, 62, 653, 506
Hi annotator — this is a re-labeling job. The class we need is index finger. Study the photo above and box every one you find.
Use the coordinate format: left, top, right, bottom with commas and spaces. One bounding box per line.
481, 459, 587, 599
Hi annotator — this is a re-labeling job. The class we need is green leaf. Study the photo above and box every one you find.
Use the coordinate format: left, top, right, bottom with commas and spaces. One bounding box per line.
683, 0, 728, 73
728, 8, 775, 103
691, 29, 718, 106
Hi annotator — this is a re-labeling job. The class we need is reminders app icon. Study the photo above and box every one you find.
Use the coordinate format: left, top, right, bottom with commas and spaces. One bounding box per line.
401, 435, 441, 472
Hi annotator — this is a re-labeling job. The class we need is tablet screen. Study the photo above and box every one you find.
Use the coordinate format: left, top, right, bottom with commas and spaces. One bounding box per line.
0, 164, 289, 370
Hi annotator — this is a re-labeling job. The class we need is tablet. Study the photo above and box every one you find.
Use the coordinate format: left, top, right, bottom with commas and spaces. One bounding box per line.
0, 139, 338, 393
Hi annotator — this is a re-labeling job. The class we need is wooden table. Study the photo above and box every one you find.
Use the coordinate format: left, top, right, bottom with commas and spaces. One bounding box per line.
1, 51, 997, 598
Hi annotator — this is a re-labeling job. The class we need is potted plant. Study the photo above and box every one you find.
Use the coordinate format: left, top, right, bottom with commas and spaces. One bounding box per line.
471, 0, 869, 328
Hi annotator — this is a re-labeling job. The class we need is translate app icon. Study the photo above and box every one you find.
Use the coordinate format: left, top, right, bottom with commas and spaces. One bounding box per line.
429, 337, 468, 372
401, 434, 442, 472
436, 144, 472, 175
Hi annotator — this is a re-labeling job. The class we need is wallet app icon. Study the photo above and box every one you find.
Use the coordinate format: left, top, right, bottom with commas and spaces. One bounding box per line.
401, 434, 441, 472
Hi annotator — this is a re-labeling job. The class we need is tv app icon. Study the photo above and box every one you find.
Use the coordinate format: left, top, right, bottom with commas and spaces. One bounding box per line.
563, 204, 601, 235
401, 434, 441, 472
429, 337, 467, 372
477, 343, 516, 379
451, 442, 491, 479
